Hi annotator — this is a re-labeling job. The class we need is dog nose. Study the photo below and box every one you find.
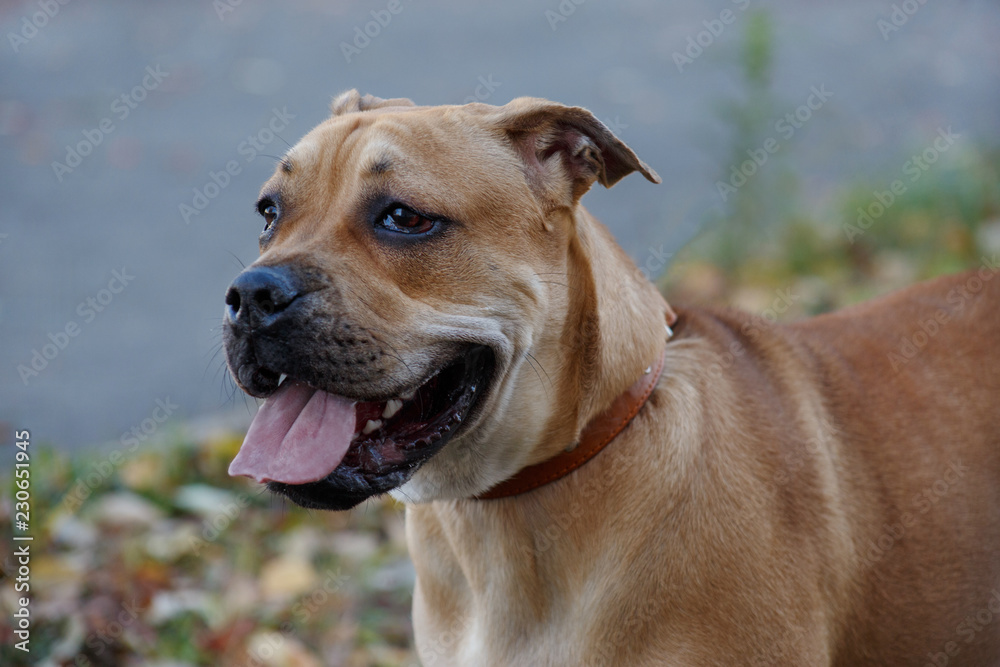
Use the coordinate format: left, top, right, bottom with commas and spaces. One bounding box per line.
225, 265, 300, 325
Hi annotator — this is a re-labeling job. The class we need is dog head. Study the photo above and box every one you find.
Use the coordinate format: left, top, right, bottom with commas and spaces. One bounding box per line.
223, 90, 661, 509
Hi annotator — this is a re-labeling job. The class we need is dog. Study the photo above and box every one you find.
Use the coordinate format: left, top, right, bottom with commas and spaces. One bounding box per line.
223, 90, 1000, 665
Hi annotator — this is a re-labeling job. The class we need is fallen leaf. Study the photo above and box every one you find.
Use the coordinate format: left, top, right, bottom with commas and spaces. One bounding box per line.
259, 555, 319, 602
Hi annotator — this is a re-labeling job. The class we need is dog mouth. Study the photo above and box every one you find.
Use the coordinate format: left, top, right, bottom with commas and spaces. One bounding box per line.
228, 345, 494, 510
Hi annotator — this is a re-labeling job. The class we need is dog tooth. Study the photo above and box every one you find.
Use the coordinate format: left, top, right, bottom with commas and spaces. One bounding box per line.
362, 419, 383, 435
278, 373, 288, 386
399, 388, 417, 401
382, 398, 403, 419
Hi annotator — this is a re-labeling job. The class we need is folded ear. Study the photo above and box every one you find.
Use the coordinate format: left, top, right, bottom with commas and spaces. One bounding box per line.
488, 97, 660, 204
330, 89, 416, 116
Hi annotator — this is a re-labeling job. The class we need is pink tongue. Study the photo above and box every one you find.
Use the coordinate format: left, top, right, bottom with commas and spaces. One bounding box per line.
228, 381, 357, 484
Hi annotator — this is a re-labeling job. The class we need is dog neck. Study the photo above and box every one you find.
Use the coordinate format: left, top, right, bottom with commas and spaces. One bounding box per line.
407, 204, 681, 659
474, 346, 666, 499
473, 206, 673, 500
533, 204, 673, 464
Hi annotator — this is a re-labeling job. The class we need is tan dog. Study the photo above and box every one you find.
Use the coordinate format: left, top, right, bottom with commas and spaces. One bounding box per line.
224, 90, 1000, 665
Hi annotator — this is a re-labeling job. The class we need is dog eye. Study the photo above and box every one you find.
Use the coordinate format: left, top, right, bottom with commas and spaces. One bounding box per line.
378, 205, 436, 235
257, 199, 279, 230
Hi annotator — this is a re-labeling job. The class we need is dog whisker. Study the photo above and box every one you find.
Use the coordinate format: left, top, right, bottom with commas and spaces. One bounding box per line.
523, 351, 552, 397
226, 250, 247, 269
533, 271, 579, 293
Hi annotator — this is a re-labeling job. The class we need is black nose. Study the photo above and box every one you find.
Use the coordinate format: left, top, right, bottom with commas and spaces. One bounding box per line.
225, 265, 300, 326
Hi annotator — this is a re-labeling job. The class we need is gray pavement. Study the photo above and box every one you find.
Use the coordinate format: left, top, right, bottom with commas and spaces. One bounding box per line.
1, 0, 998, 451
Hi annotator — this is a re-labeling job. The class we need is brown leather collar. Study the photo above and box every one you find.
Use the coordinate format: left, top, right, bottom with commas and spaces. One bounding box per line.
475, 345, 667, 500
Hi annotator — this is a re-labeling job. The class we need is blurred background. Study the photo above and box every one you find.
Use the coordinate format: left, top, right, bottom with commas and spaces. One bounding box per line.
1, 0, 998, 665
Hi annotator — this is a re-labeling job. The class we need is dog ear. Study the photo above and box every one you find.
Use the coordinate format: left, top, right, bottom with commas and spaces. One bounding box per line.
490, 97, 660, 203
330, 89, 416, 116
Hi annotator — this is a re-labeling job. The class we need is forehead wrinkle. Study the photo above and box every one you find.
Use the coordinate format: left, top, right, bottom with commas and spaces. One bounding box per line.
283, 138, 312, 166
367, 157, 391, 177
329, 118, 365, 170
293, 118, 370, 204
292, 114, 364, 169
361, 113, 449, 177
359, 142, 396, 177
361, 118, 412, 168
